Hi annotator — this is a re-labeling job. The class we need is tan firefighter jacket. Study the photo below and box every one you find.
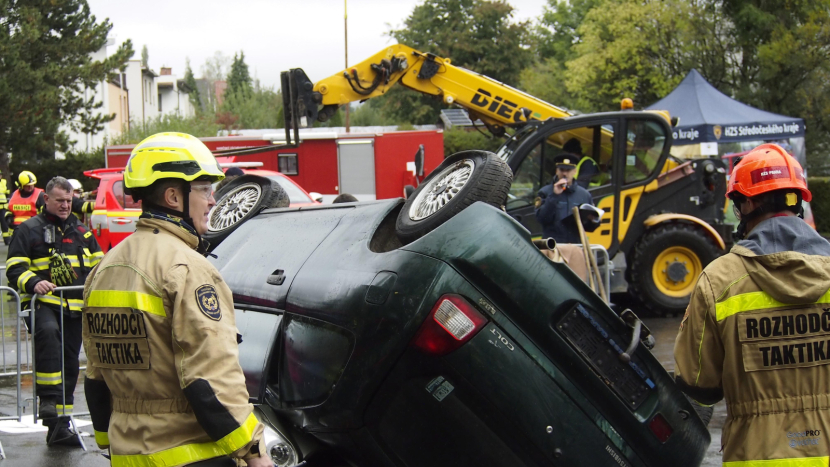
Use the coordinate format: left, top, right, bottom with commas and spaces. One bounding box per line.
675, 215, 830, 466
82, 216, 264, 467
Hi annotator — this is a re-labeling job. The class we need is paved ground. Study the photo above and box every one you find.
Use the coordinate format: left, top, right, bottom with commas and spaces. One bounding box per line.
0, 234, 725, 465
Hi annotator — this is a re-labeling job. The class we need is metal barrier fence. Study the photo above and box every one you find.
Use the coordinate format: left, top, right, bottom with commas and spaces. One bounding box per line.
0, 280, 90, 456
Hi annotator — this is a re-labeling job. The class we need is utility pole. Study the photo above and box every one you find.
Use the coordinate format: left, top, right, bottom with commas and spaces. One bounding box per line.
344, 0, 350, 133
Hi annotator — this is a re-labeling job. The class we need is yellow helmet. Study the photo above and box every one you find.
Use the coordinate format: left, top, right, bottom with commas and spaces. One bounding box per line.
124, 133, 224, 190
18, 171, 36, 187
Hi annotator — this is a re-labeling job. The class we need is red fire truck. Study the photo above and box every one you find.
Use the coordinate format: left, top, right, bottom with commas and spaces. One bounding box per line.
104, 127, 445, 202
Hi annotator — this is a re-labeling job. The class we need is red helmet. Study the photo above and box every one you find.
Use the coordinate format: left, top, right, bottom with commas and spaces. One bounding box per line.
726, 143, 811, 202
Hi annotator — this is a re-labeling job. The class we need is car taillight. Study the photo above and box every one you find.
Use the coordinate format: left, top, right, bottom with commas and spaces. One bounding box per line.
648, 413, 673, 443
411, 294, 488, 356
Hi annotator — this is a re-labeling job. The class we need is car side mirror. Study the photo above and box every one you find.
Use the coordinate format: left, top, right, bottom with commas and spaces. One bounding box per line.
309, 192, 323, 203
414, 145, 425, 177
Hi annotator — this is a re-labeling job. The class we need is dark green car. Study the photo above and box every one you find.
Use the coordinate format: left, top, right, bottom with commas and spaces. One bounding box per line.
209, 151, 709, 467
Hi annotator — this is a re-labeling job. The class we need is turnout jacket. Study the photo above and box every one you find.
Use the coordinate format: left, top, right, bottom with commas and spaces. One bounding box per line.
6, 211, 103, 312
675, 215, 830, 466
82, 215, 264, 467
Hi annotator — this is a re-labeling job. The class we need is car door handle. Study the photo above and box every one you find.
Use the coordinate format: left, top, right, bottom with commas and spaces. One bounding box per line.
113, 218, 133, 225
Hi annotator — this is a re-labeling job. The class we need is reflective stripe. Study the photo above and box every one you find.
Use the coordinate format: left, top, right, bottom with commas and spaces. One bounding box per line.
95, 430, 109, 447
17, 270, 37, 290
5, 256, 30, 268
724, 456, 830, 467
37, 294, 84, 311
86, 290, 166, 317
35, 371, 62, 385
111, 413, 259, 467
56, 404, 73, 415
716, 290, 830, 321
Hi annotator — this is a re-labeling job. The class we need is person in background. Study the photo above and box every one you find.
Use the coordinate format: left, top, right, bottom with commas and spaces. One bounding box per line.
67, 179, 94, 221
564, 138, 599, 189
0, 170, 10, 245
8, 171, 45, 233
215, 166, 245, 192
332, 193, 358, 203
674, 143, 830, 465
535, 154, 594, 243
6, 176, 103, 446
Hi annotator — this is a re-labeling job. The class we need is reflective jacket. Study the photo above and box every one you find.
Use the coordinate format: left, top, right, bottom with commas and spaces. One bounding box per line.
82, 216, 264, 467
0, 178, 9, 207
6, 211, 103, 313
675, 215, 830, 466
9, 187, 44, 226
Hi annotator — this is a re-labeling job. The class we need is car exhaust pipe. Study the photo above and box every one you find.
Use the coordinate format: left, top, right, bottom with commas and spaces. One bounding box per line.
533, 238, 556, 250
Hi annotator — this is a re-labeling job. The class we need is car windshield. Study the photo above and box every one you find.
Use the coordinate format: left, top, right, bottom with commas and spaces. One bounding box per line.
268, 175, 313, 203
495, 125, 538, 161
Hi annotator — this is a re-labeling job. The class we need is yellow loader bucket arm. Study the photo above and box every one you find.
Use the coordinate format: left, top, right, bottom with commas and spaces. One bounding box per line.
283, 44, 571, 135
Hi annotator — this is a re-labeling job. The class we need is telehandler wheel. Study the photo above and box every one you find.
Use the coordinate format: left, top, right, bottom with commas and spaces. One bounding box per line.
396, 150, 512, 243
629, 223, 720, 317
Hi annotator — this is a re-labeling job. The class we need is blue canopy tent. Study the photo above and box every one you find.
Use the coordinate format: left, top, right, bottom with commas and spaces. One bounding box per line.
646, 69, 805, 162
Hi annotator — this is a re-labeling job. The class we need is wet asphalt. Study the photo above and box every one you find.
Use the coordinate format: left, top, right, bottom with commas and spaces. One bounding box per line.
0, 240, 726, 466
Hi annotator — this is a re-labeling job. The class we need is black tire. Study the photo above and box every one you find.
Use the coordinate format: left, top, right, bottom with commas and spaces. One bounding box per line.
403, 184, 416, 199
628, 223, 720, 317
395, 150, 512, 243
204, 174, 290, 250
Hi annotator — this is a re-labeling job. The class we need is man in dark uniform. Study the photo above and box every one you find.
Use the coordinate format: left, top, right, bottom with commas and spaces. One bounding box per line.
535, 154, 594, 243
6, 176, 103, 446
564, 138, 599, 189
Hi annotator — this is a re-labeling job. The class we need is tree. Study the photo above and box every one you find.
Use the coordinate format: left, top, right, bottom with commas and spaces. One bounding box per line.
141, 44, 149, 68
219, 80, 284, 130
183, 57, 202, 113
385, 0, 534, 125
200, 51, 230, 111
227, 51, 252, 97
0, 0, 133, 177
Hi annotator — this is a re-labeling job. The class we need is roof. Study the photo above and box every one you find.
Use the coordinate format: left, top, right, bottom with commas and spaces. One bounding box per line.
646, 69, 804, 145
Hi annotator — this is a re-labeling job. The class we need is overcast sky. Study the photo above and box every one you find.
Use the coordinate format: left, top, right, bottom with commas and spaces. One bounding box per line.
87, 0, 549, 88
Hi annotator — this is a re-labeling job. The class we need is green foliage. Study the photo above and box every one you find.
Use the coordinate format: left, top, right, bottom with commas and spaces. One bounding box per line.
110, 114, 220, 145
808, 177, 830, 235
141, 45, 149, 68
387, 0, 533, 125
218, 82, 284, 130
443, 128, 503, 156
183, 58, 202, 113
0, 0, 133, 176
227, 51, 253, 97
11, 148, 105, 193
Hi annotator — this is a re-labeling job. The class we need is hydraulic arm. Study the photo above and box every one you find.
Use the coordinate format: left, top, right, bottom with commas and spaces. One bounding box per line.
283, 44, 571, 136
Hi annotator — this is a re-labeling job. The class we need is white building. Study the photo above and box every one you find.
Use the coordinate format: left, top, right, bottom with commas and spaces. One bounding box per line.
156, 67, 195, 117
125, 59, 159, 124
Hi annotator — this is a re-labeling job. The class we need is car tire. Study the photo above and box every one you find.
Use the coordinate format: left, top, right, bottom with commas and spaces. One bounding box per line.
204, 175, 290, 250
403, 184, 415, 199
395, 150, 512, 243
628, 223, 720, 317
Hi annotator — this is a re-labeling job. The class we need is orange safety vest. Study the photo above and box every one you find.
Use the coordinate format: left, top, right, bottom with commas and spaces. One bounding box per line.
9, 188, 42, 226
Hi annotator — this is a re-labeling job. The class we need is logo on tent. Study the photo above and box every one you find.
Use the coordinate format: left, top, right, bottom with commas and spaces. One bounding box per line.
713, 125, 722, 140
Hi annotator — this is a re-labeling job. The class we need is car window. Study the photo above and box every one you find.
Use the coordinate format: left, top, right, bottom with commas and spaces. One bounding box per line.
624, 119, 666, 184
112, 180, 141, 209
507, 144, 542, 210
268, 176, 312, 204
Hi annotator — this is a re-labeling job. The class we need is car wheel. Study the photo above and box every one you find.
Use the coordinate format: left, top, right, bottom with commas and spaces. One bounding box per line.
395, 150, 512, 243
628, 223, 720, 317
204, 175, 290, 250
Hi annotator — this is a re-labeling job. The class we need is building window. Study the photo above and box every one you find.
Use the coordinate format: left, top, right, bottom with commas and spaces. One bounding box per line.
158, 93, 162, 112
278, 153, 299, 175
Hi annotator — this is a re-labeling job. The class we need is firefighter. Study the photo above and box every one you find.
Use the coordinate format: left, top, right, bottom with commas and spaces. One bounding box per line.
0, 170, 10, 245
82, 133, 271, 467
674, 143, 830, 465
66, 178, 94, 222
6, 176, 104, 446
8, 171, 45, 232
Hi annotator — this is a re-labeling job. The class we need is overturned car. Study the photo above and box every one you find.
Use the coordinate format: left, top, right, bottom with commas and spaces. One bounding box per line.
208, 151, 710, 467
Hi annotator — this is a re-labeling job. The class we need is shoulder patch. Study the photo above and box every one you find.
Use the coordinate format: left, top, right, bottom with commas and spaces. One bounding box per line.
83, 230, 92, 239
195, 284, 221, 320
